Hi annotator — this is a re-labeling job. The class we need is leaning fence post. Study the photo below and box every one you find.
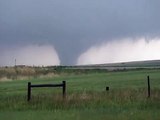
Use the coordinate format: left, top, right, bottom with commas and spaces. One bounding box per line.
147, 76, 151, 98
28, 82, 31, 101
62, 81, 66, 98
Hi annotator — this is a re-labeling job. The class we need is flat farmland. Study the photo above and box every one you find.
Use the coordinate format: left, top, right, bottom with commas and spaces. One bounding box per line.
0, 69, 160, 120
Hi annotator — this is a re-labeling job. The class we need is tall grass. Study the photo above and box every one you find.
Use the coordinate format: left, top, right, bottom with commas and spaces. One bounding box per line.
0, 69, 160, 119
0, 89, 160, 111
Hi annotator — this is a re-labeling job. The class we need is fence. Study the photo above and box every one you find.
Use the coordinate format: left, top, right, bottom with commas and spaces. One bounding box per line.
27, 81, 66, 101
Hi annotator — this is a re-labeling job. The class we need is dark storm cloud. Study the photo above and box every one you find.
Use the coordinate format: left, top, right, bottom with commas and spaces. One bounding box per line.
1, 0, 160, 65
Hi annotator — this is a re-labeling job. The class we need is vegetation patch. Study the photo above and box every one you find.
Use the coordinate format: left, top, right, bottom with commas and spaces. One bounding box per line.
0, 68, 160, 119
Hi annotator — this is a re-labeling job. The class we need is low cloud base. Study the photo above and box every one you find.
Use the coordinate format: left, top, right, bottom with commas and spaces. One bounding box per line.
77, 38, 160, 65
0, 44, 60, 66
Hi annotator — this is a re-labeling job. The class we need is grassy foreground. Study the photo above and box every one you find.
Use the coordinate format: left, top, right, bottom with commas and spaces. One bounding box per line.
0, 69, 160, 120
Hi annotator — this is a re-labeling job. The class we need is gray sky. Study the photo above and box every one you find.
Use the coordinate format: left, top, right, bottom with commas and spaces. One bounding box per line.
1, 0, 160, 66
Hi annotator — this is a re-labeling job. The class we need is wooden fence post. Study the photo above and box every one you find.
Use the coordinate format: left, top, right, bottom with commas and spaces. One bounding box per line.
27, 81, 66, 101
28, 82, 31, 101
147, 76, 151, 98
62, 81, 66, 98
106, 86, 109, 91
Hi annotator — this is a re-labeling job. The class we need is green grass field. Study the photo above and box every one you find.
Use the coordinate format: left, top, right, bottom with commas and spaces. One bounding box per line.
0, 69, 160, 120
